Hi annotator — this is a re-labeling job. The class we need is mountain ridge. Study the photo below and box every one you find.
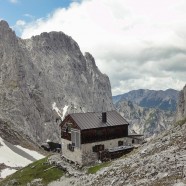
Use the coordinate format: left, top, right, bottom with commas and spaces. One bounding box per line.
113, 88, 179, 111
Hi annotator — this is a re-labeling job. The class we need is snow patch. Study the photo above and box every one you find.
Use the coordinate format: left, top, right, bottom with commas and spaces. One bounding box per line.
0, 168, 17, 178
16, 146, 45, 160
52, 102, 68, 120
62, 105, 68, 120
131, 124, 141, 134
0, 137, 45, 179
0, 137, 32, 167
52, 102, 63, 119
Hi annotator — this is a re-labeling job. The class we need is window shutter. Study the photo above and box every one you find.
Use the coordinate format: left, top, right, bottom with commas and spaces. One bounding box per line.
76, 132, 80, 148
71, 131, 76, 145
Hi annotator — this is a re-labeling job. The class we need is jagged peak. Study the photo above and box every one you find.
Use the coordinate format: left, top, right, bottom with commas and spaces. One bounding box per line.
84, 52, 108, 78
31, 31, 68, 39
84, 52, 96, 66
25, 30, 80, 52
0, 20, 14, 34
0, 20, 10, 28
0, 20, 17, 43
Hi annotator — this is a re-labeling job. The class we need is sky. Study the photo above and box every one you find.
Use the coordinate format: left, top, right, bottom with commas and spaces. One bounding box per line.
1, 0, 186, 95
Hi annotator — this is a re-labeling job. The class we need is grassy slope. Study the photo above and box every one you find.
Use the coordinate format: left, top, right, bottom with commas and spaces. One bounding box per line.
87, 162, 111, 174
0, 157, 64, 186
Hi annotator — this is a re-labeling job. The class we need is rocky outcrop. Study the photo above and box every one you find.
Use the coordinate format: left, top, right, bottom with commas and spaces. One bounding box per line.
176, 85, 186, 121
0, 20, 113, 144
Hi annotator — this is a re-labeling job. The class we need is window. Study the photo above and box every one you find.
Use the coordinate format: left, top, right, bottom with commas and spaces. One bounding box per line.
62, 122, 72, 133
118, 141, 124, 146
132, 139, 135, 144
92, 144, 104, 152
71, 129, 80, 148
67, 144, 74, 151
66, 123, 72, 133
61, 123, 67, 132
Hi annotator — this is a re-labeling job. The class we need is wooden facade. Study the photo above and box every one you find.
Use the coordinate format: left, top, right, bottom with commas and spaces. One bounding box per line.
61, 115, 80, 141
81, 125, 128, 144
60, 115, 128, 145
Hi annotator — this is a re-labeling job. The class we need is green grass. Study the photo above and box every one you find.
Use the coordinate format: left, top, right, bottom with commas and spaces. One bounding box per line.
0, 157, 64, 186
87, 162, 111, 174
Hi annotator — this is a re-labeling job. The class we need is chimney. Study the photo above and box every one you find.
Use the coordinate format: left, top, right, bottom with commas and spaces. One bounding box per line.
102, 112, 107, 123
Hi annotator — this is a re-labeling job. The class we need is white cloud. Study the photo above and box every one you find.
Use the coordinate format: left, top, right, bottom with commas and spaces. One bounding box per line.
12, 19, 26, 35
16, 20, 26, 26
23, 14, 35, 20
18, 0, 186, 95
9, 0, 18, 4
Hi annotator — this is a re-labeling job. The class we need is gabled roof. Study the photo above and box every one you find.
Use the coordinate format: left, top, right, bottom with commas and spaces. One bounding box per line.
66, 110, 129, 130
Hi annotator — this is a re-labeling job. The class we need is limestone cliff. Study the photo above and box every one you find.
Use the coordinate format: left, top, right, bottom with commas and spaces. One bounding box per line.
0, 20, 113, 143
176, 85, 186, 121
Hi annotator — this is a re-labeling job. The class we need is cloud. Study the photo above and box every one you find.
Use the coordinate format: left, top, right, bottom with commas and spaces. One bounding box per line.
18, 0, 186, 95
16, 20, 26, 26
23, 14, 35, 20
12, 19, 26, 35
9, 0, 18, 4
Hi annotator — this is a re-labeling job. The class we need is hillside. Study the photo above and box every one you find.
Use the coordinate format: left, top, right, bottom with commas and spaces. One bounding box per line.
64, 120, 186, 186
2, 120, 186, 185
0, 157, 64, 186
0, 20, 113, 144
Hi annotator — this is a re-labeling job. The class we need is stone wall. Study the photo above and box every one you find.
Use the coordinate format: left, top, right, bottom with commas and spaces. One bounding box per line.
81, 137, 132, 165
62, 137, 136, 165
61, 138, 82, 165
82, 137, 132, 152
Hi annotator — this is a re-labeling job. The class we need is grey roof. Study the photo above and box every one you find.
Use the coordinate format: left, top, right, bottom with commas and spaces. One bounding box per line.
69, 110, 129, 130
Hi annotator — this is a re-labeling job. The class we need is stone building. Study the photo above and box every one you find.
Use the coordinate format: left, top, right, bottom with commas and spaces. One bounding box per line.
60, 110, 143, 165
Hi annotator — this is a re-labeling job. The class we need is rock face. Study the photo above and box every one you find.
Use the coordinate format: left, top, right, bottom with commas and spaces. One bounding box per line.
113, 89, 179, 111
115, 100, 175, 137
0, 20, 113, 143
176, 85, 186, 121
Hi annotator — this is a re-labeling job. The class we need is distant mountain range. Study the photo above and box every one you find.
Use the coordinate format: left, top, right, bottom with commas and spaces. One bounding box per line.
113, 89, 179, 111
113, 89, 179, 137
